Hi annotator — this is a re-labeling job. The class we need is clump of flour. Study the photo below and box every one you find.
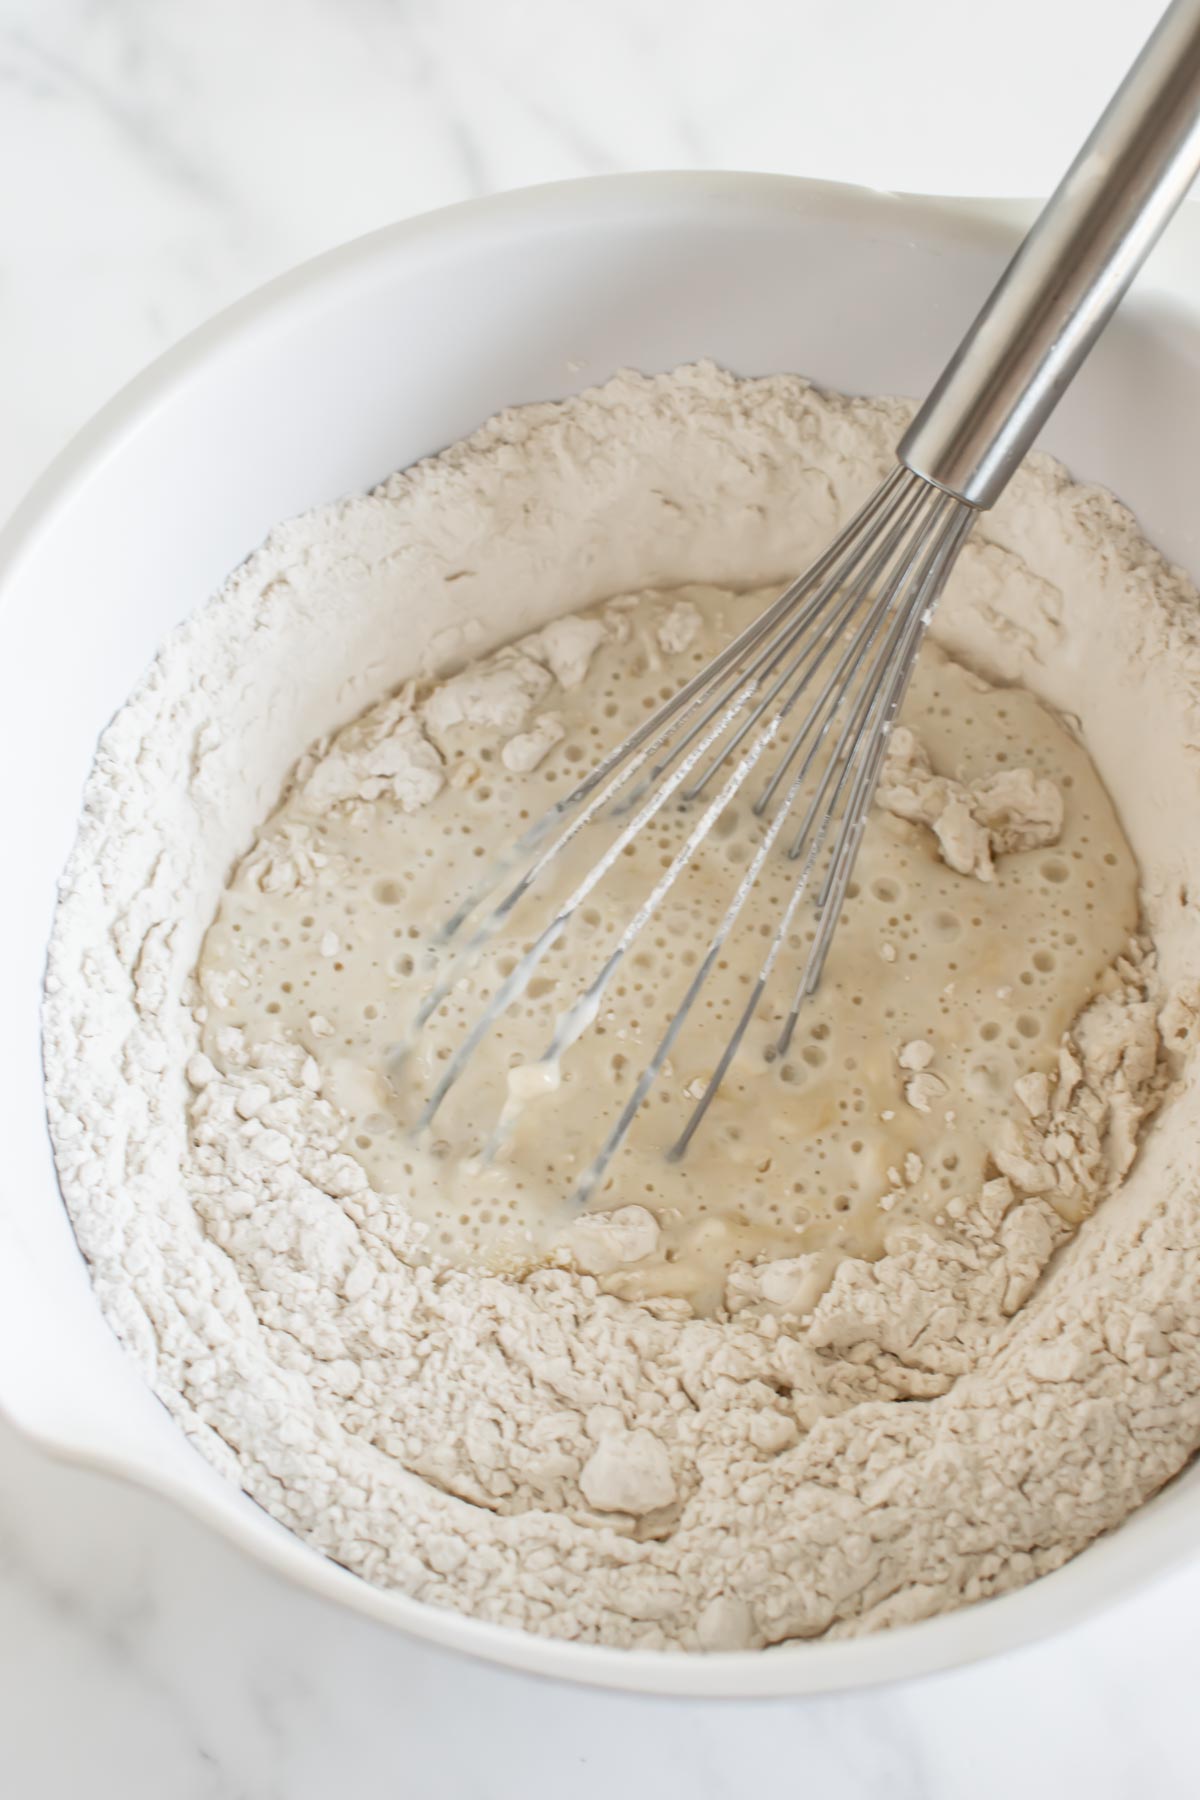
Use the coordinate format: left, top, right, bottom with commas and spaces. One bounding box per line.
43, 364, 1200, 1652
878, 722, 1063, 879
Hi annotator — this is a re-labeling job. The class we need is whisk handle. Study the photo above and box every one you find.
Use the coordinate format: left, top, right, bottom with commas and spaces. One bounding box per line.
899, 0, 1200, 509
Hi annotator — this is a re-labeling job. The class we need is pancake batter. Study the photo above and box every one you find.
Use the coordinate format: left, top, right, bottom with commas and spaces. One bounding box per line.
197, 594, 1138, 1315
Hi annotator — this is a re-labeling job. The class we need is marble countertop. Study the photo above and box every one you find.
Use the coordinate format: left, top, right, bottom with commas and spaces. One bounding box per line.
4, 1, 1200, 1794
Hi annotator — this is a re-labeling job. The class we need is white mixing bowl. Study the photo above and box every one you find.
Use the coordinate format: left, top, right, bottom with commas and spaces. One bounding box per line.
3, 173, 1199, 1697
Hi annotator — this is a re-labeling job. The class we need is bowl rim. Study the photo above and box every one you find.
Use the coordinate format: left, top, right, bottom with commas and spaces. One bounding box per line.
5, 168, 1197, 1698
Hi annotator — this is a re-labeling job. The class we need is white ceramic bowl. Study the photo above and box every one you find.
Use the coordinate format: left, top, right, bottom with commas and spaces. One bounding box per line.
3, 173, 1200, 1698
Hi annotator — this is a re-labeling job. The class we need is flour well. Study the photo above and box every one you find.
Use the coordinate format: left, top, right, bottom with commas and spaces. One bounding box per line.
196, 602, 1138, 1315
44, 365, 1200, 1652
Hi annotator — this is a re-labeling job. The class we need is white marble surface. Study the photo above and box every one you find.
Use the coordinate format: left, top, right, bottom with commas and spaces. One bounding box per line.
4, 1, 1200, 1794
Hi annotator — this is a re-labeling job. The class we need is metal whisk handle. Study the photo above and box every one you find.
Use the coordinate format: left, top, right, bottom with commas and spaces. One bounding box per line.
900, 0, 1200, 509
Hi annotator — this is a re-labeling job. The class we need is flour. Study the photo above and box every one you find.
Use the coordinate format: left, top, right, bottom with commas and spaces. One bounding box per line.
43, 364, 1200, 1652
502, 711, 565, 773
878, 723, 1064, 879
298, 706, 445, 815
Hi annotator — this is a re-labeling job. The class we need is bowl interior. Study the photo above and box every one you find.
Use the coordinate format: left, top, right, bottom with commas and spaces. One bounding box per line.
3, 173, 1200, 1695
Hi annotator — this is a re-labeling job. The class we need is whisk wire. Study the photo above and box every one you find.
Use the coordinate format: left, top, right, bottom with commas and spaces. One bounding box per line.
412, 474, 923, 1087
776, 501, 977, 1059
408, 467, 977, 1181
635, 489, 972, 1174
680, 483, 928, 806
426, 467, 909, 962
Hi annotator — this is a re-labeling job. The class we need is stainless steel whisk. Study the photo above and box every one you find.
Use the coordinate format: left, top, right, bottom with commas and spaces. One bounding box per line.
411, 0, 1200, 1200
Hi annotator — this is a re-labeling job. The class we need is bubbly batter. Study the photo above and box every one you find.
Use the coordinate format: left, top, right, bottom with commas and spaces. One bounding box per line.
197, 584, 1138, 1313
